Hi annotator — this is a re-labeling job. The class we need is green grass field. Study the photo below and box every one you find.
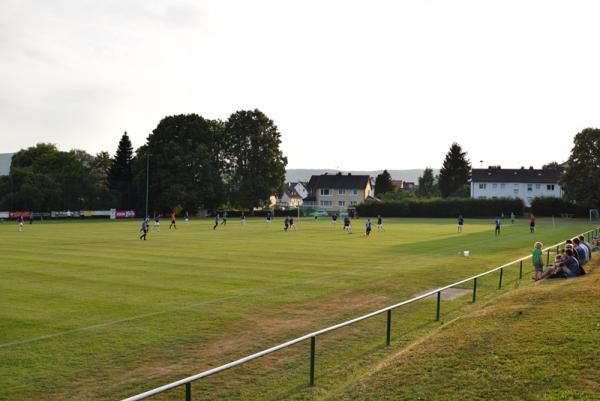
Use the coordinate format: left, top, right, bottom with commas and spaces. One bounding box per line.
0, 217, 596, 401
329, 263, 600, 401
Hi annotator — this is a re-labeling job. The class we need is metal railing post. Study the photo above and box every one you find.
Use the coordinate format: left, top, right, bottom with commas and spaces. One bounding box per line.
385, 309, 392, 346
556, 245, 559, 255
519, 260, 523, 279
309, 337, 316, 386
498, 268, 503, 289
472, 277, 477, 303
436, 291, 441, 321
386, 310, 392, 346
546, 249, 550, 265
185, 383, 191, 401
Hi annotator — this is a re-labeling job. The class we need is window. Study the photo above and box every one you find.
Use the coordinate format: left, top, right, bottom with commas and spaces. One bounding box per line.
338, 189, 345, 195
536, 184, 541, 189
492, 183, 497, 189
500, 184, 505, 189
338, 201, 345, 207
320, 200, 332, 207
527, 184, 533, 191
353, 189, 358, 195
513, 188, 519, 194
514, 183, 519, 187
547, 184, 555, 190
320, 188, 330, 196
479, 183, 487, 189
350, 201, 357, 205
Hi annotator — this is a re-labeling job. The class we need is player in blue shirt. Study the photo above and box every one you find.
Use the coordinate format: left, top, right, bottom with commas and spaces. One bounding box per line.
266, 211, 272, 226
221, 211, 228, 226
457, 215, 464, 233
344, 216, 352, 234
213, 213, 220, 230
284, 216, 290, 231
365, 219, 372, 237
139, 217, 149, 240
495, 218, 501, 236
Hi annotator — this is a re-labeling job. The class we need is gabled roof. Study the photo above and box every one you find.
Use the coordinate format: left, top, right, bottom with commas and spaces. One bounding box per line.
282, 182, 302, 198
471, 168, 562, 184
308, 174, 371, 190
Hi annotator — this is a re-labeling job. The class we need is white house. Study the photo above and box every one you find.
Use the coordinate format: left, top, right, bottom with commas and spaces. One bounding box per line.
471, 167, 563, 207
275, 182, 308, 207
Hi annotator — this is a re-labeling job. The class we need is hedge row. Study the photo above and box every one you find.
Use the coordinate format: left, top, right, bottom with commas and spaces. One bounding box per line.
530, 197, 589, 217
356, 198, 524, 218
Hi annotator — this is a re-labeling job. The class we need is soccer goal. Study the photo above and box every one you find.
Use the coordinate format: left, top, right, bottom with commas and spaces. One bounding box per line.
590, 209, 600, 222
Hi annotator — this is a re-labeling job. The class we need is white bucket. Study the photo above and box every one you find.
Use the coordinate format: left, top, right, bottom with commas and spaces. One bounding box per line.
463, 250, 470, 257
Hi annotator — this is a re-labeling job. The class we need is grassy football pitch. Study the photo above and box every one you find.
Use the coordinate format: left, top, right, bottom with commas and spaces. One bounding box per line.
0, 217, 596, 401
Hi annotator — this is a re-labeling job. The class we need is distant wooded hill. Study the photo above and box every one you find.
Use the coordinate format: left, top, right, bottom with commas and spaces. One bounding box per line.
0, 153, 13, 176
286, 169, 439, 184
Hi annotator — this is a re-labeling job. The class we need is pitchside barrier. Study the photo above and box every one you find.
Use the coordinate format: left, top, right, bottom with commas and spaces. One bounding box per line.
121, 227, 600, 401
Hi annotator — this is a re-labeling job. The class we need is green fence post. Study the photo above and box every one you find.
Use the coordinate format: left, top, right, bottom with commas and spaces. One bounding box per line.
519, 260, 523, 279
386, 310, 392, 346
472, 277, 477, 303
556, 245, 559, 255
436, 291, 441, 321
498, 268, 503, 289
309, 336, 316, 386
546, 249, 550, 265
185, 382, 191, 401
588, 231, 590, 242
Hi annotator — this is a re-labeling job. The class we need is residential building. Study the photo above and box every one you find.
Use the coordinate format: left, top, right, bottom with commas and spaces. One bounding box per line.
306, 173, 374, 210
471, 167, 563, 206
276, 182, 307, 207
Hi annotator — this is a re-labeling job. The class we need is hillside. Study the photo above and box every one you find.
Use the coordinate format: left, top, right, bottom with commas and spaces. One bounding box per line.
0, 153, 12, 176
327, 264, 600, 401
285, 169, 439, 183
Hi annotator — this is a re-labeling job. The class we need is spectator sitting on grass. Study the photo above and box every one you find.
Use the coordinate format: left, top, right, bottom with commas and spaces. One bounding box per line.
536, 248, 583, 281
573, 237, 589, 267
577, 235, 592, 261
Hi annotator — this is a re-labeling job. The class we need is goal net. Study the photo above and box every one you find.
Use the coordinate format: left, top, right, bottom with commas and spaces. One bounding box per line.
590, 209, 600, 222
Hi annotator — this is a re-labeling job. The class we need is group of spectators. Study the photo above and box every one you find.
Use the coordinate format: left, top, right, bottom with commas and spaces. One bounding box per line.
533, 235, 593, 281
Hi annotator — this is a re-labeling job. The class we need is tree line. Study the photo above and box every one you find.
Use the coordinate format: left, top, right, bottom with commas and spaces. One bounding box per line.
374, 142, 471, 199
373, 129, 600, 209
0, 109, 287, 214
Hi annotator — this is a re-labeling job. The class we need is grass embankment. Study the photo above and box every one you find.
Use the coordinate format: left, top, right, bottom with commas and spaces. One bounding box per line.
0, 217, 596, 400
328, 263, 600, 401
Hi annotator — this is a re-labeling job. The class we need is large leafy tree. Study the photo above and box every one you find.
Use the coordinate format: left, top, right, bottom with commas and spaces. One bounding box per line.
0, 143, 101, 210
374, 169, 394, 196
416, 167, 437, 197
437, 143, 471, 197
108, 132, 134, 209
143, 114, 225, 213
560, 128, 600, 207
224, 109, 287, 209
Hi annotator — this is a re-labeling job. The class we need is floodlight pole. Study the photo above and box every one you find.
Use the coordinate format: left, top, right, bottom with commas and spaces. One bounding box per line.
145, 153, 150, 218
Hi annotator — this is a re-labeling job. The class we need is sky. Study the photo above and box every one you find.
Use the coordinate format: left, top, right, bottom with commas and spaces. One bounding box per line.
1, 0, 599, 170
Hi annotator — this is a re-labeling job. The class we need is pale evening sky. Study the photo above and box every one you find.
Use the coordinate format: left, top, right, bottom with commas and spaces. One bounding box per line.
1, 0, 599, 170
